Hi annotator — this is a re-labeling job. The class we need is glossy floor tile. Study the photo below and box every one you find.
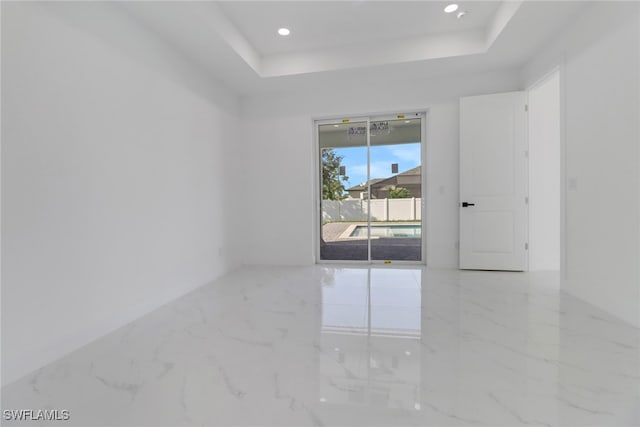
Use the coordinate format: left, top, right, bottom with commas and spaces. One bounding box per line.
2, 266, 639, 426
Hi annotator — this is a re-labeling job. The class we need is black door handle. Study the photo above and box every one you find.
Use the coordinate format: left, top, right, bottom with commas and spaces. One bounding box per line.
461, 202, 475, 207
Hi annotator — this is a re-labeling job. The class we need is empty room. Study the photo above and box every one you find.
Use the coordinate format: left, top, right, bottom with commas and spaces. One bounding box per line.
1, 1, 639, 426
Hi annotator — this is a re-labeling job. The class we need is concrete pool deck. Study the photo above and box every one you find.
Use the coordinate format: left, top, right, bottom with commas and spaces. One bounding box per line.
320, 222, 422, 261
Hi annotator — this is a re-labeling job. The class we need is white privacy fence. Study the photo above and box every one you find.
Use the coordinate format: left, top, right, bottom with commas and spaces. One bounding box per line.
322, 198, 421, 222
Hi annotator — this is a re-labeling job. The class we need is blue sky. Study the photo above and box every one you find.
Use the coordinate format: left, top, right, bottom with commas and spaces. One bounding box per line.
334, 143, 421, 189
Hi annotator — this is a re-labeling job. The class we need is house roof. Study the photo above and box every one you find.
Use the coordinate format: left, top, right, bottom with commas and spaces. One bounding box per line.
397, 166, 421, 176
347, 178, 385, 192
347, 166, 422, 191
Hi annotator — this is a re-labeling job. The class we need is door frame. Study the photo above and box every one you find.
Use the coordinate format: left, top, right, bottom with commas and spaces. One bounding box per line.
313, 110, 428, 265
526, 65, 566, 276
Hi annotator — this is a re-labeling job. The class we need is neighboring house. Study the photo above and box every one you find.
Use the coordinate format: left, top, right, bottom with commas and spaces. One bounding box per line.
345, 178, 384, 199
346, 166, 421, 199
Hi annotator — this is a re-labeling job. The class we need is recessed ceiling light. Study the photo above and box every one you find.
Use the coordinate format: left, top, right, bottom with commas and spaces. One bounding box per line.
457, 10, 467, 19
444, 4, 459, 13
404, 120, 411, 124
278, 27, 290, 36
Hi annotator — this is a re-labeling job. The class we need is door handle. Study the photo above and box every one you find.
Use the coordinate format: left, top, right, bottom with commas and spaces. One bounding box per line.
461, 202, 475, 207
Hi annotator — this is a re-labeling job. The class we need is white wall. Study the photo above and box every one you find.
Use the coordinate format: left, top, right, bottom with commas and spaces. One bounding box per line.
1, 2, 241, 385
239, 70, 522, 267
528, 70, 561, 271
522, 2, 640, 327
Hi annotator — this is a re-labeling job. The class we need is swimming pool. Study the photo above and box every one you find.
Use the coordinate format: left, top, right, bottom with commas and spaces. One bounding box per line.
350, 224, 421, 238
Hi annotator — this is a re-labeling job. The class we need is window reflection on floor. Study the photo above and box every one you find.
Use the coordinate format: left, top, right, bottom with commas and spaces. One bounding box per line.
320, 268, 422, 409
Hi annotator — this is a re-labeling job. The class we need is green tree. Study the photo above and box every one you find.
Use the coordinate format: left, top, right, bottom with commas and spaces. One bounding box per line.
389, 186, 411, 199
322, 148, 348, 200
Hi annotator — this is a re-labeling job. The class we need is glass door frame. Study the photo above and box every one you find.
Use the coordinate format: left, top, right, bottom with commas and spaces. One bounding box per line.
314, 111, 427, 265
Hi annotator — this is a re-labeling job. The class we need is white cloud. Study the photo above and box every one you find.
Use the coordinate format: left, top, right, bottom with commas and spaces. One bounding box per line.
390, 145, 421, 162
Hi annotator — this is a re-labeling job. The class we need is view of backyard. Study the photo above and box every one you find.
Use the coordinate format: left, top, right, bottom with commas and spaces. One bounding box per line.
318, 118, 423, 262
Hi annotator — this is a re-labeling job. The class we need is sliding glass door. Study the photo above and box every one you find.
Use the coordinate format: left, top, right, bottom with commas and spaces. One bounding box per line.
317, 113, 424, 263
319, 119, 369, 261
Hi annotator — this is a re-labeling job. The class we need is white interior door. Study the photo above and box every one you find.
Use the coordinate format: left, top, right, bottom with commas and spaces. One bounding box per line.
459, 92, 528, 271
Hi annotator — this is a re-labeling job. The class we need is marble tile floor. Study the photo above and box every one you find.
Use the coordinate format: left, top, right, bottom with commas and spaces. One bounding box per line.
2, 266, 639, 426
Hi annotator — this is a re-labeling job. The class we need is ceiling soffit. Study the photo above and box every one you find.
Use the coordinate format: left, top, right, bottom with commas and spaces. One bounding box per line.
212, 1, 522, 78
